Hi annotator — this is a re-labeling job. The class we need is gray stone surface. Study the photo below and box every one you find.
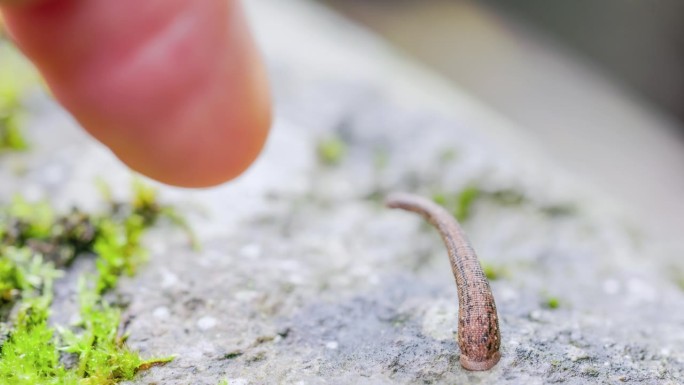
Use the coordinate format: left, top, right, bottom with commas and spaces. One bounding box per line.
2, 0, 684, 384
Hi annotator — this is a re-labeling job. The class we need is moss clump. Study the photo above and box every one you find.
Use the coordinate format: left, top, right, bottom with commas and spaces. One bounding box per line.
0, 299, 77, 385
438, 148, 458, 164
432, 182, 577, 224
61, 284, 173, 384
544, 296, 561, 310
0, 41, 38, 153
0, 181, 186, 384
676, 278, 684, 292
481, 262, 508, 281
431, 184, 481, 222
317, 136, 347, 166
454, 185, 481, 222
0, 116, 28, 152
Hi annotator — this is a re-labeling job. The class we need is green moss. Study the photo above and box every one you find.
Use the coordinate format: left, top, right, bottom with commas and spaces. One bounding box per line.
93, 216, 148, 294
0, 115, 28, 152
481, 262, 508, 281
489, 189, 527, 206
454, 185, 481, 222
431, 192, 447, 207
676, 278, 684, 292
544, 296, 561, 309
540, 204, 577, 217
438, 148, 458, 164
373, 148, 389, 171
431, 185, 481, 223
0, 41, 38, 154
669, 267, 684, 292
223, 351, 243, 360
60, 284, 165, 384
432, 182, 578, 224
0, 256, 23, 302
0, 180, 188, 384
0, 300, 77, 385
317, 136, 347, 166
430, 186, 480, 222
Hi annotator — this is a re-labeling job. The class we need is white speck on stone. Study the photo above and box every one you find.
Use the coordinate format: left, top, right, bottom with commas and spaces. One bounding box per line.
626, 278, 656, 302
570, 330, 582, 341
499, 286, 519, 302
368, 274, 380, 285
603, 279, 620, 295
197, 316, 218, 331
226, 378, 249, 385
288, 274, 305, 285
197, 257, 212, 267
153, 306, 170, 320
240, 243, 262, 259
160, 270, 179, 289
23, 184, 43, 202
422, 299, 458, 341
69, 313, 81, 325
234, 290, 261, 302
148, 238, 168, 255
567, 346, 590, 362
43, 164, 65, 184
325, 341, 339, 350
529, 310, 543, 322
278, 259, 302, 271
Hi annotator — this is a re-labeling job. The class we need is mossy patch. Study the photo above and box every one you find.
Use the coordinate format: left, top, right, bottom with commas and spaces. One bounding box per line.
0, 181, 187, 384
317, 135, 347, 166
481, 262, 509, 281
431, 184, 481, 222
0, 41, 38, 153
543, 296, 561, 310
432, 183, 576, 223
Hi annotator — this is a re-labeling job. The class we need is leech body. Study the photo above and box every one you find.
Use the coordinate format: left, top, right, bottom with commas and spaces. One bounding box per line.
386, 192, 501, 371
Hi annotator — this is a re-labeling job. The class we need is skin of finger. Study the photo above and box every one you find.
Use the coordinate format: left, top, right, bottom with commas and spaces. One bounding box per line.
1, 0, 271, 187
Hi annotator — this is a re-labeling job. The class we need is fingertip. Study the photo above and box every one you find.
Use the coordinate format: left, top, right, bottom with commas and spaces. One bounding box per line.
3, 0, 272, 188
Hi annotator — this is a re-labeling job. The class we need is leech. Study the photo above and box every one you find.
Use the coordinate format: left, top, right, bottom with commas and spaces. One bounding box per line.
386, 192, 501, 371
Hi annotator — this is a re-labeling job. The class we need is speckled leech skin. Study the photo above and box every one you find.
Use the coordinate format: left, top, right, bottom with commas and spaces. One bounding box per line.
386, 193, 501, 370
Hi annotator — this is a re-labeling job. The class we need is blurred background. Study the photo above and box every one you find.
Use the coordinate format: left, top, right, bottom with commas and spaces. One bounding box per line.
316, 0, 684, 243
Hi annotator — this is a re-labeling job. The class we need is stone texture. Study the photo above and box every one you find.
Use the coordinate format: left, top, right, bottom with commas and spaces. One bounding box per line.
2, 0, 683, 384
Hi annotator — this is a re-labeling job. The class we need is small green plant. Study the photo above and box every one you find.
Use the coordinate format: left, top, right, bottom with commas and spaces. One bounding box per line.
431, 185, 482, 222
676, 277, 684, 292
438, 148, 458, 164
0, 180, 189, 384
454, 185, 481, 222
489, 189, 526, 206
544, 296, 561, 310
481, 262, 508, 281
317, 136, 347, 166
0, 299, 76, 385
373, 147, 389, 171
0, 115, 28, 152
667, 266, 684, 292
432, 182, 576, 223
0, 41, 37, 153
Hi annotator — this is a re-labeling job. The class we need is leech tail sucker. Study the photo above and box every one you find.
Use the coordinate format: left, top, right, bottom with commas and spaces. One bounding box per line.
386, 192, 501, 371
